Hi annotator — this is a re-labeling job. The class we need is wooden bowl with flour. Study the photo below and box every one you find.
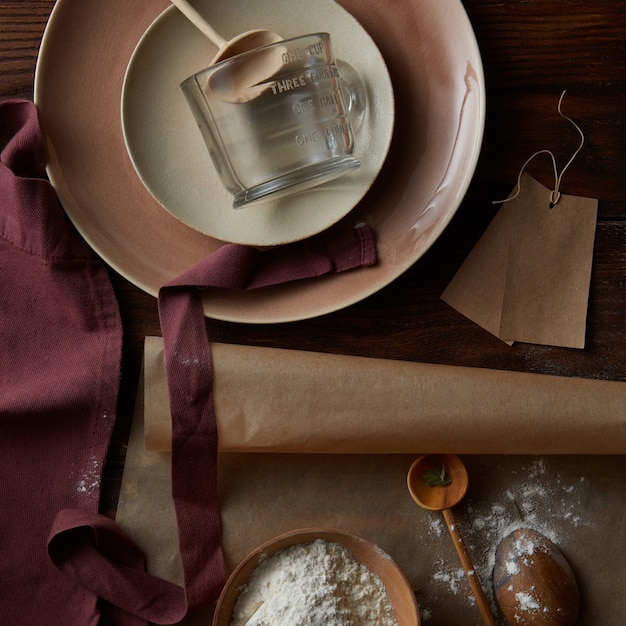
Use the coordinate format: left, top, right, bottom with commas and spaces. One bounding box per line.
213, 528, 420, 626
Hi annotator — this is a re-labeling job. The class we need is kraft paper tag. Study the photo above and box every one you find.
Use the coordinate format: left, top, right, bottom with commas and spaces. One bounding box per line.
442, 174, 598, 348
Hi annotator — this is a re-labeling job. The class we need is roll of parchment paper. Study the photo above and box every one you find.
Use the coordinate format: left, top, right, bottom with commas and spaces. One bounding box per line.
143, 336, 625, 454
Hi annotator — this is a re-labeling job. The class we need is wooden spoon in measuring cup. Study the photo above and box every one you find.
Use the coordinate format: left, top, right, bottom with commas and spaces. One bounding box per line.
169, 0, 282, 63
407, 454, 498, 626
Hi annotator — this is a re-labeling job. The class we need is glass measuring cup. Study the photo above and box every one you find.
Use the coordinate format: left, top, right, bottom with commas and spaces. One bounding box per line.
180, 33, 366, 208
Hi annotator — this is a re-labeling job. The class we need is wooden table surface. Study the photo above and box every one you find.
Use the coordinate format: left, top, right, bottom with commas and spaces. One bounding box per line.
2, 1, 625, 624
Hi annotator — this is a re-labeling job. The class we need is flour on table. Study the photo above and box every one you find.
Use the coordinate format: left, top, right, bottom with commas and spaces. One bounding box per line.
230, 539, 398, 626
416, 457, 593, 622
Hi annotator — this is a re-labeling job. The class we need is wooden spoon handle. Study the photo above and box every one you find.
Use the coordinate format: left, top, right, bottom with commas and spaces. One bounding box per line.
442, 508, 497, 626
170, 0, 226, 47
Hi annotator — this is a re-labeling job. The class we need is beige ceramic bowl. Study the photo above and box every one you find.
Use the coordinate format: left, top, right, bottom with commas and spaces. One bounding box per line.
213, 528, 420, 626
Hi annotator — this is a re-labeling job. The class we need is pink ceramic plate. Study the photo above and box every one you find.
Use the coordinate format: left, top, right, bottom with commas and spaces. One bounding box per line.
34, 0, 484, 323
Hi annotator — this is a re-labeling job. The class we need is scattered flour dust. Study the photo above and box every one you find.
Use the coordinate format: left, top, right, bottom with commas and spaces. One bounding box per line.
417, 457, 592, 622
230, 539, 398, 626
74, 455, 102, 498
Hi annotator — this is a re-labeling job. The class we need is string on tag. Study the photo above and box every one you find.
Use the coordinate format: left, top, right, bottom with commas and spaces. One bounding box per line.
493, 91, 585, 208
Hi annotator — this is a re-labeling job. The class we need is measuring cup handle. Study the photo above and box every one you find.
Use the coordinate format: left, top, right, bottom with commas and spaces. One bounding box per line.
336, 59, 367, 133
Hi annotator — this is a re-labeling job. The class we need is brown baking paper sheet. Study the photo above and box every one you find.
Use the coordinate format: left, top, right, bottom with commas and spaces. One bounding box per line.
117, 357, 626, 625
144, 336, 625, 455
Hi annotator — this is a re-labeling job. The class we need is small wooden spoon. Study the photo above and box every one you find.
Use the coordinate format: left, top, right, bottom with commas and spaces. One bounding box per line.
169, 0, 282, 63
407, 454, 497, 626
493, 528, 580, 625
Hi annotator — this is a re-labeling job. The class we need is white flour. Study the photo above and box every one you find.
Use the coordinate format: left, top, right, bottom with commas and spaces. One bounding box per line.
230, 539, 398, 626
